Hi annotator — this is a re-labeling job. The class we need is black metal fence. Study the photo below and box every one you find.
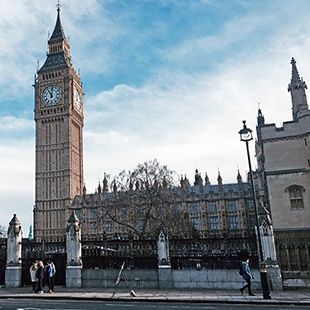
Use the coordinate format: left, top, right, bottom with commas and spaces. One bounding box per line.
169, 237, 259, 270
82, 238, 158, 270
0, 238, 7, 286
170, 256, 259, 270
21, 239, 66, 286
0, 235, 260, 287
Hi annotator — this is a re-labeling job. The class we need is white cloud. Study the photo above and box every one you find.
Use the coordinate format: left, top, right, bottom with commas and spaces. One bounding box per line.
0, 137, 34, 231
0, 116, 33, 131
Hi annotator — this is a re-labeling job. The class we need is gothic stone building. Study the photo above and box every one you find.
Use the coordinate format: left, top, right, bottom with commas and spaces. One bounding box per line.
256, 58, 310, 272
33, 7, 84, 242
70, 170, 258, 258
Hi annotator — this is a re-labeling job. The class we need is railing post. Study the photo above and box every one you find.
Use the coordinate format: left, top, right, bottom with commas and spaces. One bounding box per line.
5, 214, 22, 287
157, 231, 172, 288
66, 211, 82, 288
258, 204, 283, 291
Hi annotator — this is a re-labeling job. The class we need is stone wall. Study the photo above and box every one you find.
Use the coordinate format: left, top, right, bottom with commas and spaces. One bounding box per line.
82, 269, 158, 288
172, 269, 261, 290
282, 271, 310, 289
81, 268, 261, 290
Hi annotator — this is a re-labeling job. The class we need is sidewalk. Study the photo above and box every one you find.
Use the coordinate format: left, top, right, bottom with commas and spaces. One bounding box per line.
0, 286, 310, 305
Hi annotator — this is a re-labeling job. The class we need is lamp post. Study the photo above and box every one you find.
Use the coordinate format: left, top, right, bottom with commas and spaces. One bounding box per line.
239, 120, 271, 299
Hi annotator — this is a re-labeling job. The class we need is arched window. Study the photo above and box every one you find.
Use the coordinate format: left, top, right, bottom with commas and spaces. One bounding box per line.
285, 185, 305, 209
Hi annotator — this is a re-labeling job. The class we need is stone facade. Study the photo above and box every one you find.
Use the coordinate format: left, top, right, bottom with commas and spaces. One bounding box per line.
256, 58, 310, 281
33, 6, 84, 242
71, 170, 258, 259
256, 58, 310, 232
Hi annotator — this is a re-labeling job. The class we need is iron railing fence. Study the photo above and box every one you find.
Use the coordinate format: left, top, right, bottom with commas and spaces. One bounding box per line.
82, 238, 158, 269
21, 238, 66, 286
0, 238, 7, 285
170, 256, 259, 270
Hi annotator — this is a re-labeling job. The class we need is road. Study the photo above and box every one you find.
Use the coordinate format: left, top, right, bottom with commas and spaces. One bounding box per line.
0, 300, 308, 310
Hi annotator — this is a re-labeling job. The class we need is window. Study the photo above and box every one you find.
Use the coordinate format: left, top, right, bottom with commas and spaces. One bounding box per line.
172, 204, 180, 212
138, 221, 143, 231
90, 222, 96, 234
209, 202, 217, 211
228, 201, 237, 210
121, 208, 128, 216
286, 185, 305, 209
190, 203, 198, 213
90, 210, 96, 218
229, 216, 239, 229
106, 221, 113, 233
191, 217, 199, 229
210, 216, 219, 229
248, 200, 254, 210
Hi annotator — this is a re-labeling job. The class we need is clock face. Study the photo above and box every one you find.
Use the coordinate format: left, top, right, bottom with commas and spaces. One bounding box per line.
42, 85, 61, 106
74, 89, 81, 110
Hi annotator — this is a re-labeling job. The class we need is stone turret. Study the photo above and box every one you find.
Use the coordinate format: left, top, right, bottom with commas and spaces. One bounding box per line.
288, 57, 310, 120
217, 172, 223, 193
205, 172, 211, 185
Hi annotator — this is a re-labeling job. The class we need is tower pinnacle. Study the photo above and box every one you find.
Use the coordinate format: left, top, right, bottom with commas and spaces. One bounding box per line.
57, 0, 61, 12
288, 57, 309, 120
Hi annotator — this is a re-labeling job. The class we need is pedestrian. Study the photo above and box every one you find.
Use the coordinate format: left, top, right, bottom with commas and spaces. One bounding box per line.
239, 258, 255, 296
51, 261, 56, 292
45, 260, 55, 293
36, 260, 45, 294
29, 260, 38, 293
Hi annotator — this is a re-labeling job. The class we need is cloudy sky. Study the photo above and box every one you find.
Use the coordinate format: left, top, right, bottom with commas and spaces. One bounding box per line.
1, 0, 310, 233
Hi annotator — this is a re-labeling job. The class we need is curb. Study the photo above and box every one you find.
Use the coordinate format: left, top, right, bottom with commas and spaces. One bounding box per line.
0, 294, 309, 306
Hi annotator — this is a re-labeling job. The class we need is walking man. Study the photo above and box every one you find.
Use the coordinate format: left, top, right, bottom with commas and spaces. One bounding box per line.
239, 258, 255, 296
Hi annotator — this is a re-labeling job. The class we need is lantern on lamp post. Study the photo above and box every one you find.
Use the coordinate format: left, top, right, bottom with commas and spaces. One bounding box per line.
239, 120, 271, 299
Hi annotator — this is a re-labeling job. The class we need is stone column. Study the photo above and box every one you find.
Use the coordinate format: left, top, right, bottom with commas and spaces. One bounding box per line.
157, 231, 172, 289
66, 211, 82, 288
5, 214, 22, 288
258, 204, 283, 291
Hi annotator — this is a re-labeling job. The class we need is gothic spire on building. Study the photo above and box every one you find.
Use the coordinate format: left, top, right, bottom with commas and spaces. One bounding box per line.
38, 3, 71, 74
205, 172, 211, 185
237, 170, 242, 184
256, 107, 265, 146
49, 2, 67, 45
194, 169, 203, 186
98, 181, 102, 194
288, 57, 309, 120
103, 173, 109, 193
217, 172, 223, 193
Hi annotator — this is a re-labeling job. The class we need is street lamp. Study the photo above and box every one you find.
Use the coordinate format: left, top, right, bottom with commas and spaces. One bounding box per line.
239, 120, 271, 299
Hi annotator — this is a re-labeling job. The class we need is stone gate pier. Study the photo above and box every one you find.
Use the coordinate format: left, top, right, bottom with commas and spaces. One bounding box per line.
5, 214, 22, 287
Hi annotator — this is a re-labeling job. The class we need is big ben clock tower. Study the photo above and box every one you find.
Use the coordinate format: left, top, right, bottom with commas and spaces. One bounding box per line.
33, 4, 84, 242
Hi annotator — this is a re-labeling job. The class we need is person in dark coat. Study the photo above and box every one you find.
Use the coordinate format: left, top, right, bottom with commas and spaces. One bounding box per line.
36, 260, 45, 294
239, 258, 255, 296
45, 261, 55, 293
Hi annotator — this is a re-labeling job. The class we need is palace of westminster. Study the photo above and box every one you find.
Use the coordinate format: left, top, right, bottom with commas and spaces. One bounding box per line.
32, 6, 310, 270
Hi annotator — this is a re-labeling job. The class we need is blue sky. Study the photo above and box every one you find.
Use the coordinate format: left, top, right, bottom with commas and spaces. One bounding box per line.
1, 0, 310, 233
